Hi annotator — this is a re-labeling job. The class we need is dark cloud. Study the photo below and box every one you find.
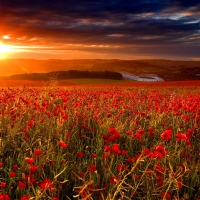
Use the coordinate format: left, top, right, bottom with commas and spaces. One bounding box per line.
167, 0, 200, 8
0, 0, 199, 59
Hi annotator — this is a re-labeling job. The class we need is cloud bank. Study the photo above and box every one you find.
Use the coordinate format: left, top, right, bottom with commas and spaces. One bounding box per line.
0, 0, 200, 59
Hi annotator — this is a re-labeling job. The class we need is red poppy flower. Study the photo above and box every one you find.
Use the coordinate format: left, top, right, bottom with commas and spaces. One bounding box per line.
127, 157, 134, 162
109, 176, 118, 184
133, 132, 142, 139
23, 128, 28, 133
59, 160, 66, 164
77, 151, 84, 158
177, 178, 182, 189
0, 162, 4, 167
0, 194, 10, 200
25, 157, 34, 165
12, 116, 16, 122
154, 145, 164, 152
161, 130, 172, 141
112, 143, 121, 156
186, 140, 191, 146
176, 133, 187, 141
40, 178, 54, 190
80, 172, 85, 177
143, 148, 150, 155
135, 174, 140, 180
20, 194, 31, 200
104, 145, 111, 153
108, 132, 120, 142
10, 171, 16, 178
48, 160, 55, 166
154, 145, 167, 157
116, 164, 127, 173
148, 151, 154, 158
12, 164, 18, 171
24, 174, 37, 186
18, 181, 26, 189
157, 179, 163, 188
102, 134, 109, 142
145, 169, 152, 177
59, 141, 68, 148
27, 120, 35, 128
108, 128, 117, 134
127, 131, 133, 136
135, 154, 142, 161
148, 127, 154, 134
34, 149, 43, 157
0, 182, 6, 189
24, 135, 29, 141
91, 154, 96, 159
29, 165, 38, 174
65, 131, 71, 139
121, 150, 128, 156
161, 192, 171, 199
78, 187, 89, 199
103, 153, 109, 160
88, 164, 97, 173
106, 113, 112, 118
153, 151, 163, 159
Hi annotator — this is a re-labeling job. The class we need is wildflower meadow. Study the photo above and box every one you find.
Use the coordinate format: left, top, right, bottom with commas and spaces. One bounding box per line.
0, 84, 200, 199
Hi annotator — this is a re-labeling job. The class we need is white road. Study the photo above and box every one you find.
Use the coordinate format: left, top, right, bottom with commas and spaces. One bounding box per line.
119, 71, 164, 82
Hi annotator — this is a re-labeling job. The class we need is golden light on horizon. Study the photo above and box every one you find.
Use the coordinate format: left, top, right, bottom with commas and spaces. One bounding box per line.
0, 43, 14, 59
0, 43, 30, 59
0, 43, 43, 59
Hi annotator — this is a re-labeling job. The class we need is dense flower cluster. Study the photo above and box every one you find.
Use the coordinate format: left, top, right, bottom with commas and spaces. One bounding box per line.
0, 86, 200, 199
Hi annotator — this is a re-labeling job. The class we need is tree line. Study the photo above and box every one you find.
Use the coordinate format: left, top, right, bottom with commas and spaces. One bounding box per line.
3, 70, 123, 80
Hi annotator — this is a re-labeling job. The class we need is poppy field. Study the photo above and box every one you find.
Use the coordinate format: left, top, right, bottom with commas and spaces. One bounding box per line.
0, 84, 200, 199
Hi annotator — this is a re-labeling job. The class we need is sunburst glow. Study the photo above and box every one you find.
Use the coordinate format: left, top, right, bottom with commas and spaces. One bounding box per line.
0, 43, 15, 59
0, 44, 13, 53
0, 43, 38, 59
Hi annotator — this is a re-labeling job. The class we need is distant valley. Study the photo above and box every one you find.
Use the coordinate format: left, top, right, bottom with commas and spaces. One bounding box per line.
0, 59, 200, 81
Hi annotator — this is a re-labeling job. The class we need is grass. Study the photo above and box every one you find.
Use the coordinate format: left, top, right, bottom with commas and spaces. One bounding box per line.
59, 78, 135, 85
0, 79, 135, 87
0, 83, 200, 199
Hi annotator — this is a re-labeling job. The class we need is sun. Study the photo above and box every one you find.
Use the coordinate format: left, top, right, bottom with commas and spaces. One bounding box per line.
0, 43, 16, 59
0, 43, 13, 52
0, 44, 12, 58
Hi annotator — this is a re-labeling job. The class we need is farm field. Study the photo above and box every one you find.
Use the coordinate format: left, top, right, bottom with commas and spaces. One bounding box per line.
1, 79, 200, 88
0, 82, 200, 199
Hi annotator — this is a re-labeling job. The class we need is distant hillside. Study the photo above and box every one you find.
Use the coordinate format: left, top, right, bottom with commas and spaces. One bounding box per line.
1, 70, 122, 81
0, 59, 200, 80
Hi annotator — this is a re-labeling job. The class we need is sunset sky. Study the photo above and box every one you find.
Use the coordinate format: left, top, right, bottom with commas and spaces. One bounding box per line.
0, 0, 200, 60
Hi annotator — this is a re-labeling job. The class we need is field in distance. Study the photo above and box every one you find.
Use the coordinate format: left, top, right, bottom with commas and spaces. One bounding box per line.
1, 78, 200, 87
0, 78, 135, 87
0, 59, 200, 81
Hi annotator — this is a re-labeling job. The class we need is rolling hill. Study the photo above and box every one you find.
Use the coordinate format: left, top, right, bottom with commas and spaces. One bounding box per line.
0, 59, 200, 81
